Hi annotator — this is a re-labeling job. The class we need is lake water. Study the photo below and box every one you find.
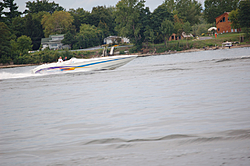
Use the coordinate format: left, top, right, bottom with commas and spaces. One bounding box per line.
1, 47, 250, 166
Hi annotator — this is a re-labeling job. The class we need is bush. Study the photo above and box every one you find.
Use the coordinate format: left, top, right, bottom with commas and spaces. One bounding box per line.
0, 55, 12, 64
155, 47, 167, 53
119, 50, 125, 54
129, 46, 138, 53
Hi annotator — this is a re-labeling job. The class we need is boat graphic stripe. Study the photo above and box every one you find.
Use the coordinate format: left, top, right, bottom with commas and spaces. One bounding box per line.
35, 56, 132, 73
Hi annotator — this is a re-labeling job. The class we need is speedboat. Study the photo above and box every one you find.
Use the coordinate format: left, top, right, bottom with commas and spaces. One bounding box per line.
32, 55, 137, 74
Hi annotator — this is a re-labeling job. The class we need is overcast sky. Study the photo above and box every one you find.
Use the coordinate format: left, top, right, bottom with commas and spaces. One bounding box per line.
13, 0, 205, 12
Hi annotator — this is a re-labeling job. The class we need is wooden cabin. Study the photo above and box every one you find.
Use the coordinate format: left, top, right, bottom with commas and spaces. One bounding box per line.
215, 12, 240, 34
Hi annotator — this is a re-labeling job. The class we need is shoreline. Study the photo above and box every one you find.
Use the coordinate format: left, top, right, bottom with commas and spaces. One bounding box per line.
138, 44, 250, 57
1, 44, 249, 69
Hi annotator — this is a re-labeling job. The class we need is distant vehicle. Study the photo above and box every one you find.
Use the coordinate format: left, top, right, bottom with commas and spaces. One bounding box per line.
222, 41, 232, 48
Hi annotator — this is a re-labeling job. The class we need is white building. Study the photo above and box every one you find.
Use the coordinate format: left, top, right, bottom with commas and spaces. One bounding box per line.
41, 34, 70, 50
103, 36, 130, 45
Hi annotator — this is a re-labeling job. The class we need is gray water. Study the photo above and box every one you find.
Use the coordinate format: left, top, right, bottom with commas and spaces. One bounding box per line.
1, 47, 250, 166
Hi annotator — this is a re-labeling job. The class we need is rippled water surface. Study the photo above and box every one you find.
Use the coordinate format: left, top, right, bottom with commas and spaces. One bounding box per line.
1, 47, 250, 166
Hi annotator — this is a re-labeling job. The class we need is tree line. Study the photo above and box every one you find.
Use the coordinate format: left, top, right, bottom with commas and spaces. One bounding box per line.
0, 0, 249, 64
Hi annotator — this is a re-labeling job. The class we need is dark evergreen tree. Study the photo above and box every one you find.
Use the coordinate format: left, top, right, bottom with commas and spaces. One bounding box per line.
151, 3, 173, 43
0, 22, 11, 63
0, 2, 6, 22
238, 0, 250, 38
25, 0, 64, 14
91, 6, 115, 36
69, 8, 92, 33
3, 0, 21, 23
24, 12, 45, 50
11, 16, 25, 38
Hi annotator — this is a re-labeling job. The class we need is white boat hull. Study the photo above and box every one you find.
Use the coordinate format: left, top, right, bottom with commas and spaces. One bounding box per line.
32, 55, 137, 74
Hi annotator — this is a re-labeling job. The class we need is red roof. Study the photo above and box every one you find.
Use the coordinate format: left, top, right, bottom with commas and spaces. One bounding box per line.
215, 12, 230, 24
215, 12, 230, 19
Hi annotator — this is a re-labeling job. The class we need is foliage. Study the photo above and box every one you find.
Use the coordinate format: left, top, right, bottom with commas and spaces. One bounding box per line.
11, 16, 25, 38
114, 0, 145, 49
238, 0, 250, 38
26, 12, 46, 50
41, 11, 74, 37
164, 0, 176, 13
204, 0, 239, 24
229, 9, 240, 30
183, 21, 191, 34
160, 18, 174, 47
2, 0, 21, 24
173, 14, 183, 36
72, 24, 103, 50
24, 0, 64, 14
151, 3, 173, 43
192, 16, 213, 36
91, 6, 116, 35
192, 23, 212, 36
68, 8, 92, 33
151, 3, 173, 32
61, 31, 76, 47
16, 35, 33, 52
0, 22, 11, 63
175, 0, 202, 26
0, 2, 6, 22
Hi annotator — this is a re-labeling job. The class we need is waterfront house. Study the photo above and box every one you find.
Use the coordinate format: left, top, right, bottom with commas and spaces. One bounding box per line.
41, 34, 70, 50
215, 12, 240, 34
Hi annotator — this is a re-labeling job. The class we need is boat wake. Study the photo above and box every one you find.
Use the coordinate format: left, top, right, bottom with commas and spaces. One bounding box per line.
214, 55, 250, 63
0, 71, 36, 80
0, 69, 97, 80
83, 129, 250, 146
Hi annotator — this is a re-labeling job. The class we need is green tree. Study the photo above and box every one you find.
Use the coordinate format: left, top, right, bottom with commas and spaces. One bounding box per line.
204, 0, 239, 24
16, 35, 33, 53
229, 9, 240, 31
12, 12, 46, 50
69, 8, 92, 33
25, 0, 64, 14
175, 0, 202, 26
10, 38, 19, 60
24, 12, 46, 50
183, 21, 191, 34
11, 16, 25, 38
91, 6, 115, 35
98, 20, 110, 37
3, 0, 21, 23
73, 24, 103, 49
0, 22, 11, 63
173, 14, 183, 36
151, 3, 173, 40
140, 7, 152, 46
191, 15, 213, 36
238, 0, 250, 38
164, 0, 176, 13
160, 19, 174, 47
41, 11, 74, 37
61, 31, 76, 48
114, 0, 146, 50
143, 25, 154, 48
